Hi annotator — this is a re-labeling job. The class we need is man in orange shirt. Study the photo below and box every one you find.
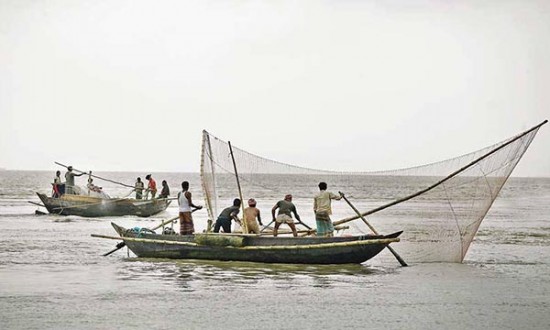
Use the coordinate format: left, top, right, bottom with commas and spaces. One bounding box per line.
145, 174, 157, 199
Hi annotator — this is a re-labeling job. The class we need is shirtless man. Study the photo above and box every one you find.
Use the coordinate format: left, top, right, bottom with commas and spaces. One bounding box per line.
244, 198, 263, 234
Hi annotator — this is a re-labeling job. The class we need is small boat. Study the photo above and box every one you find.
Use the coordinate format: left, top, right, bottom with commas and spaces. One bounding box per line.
37, 193, 170, 217
107, 223, 402, 264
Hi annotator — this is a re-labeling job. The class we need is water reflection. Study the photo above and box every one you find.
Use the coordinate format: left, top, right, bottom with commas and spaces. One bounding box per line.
116, 257, 397, 291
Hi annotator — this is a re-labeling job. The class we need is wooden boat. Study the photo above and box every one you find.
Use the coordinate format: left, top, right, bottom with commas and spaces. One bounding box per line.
105, 223, 402, 264
36, 193, 170, 217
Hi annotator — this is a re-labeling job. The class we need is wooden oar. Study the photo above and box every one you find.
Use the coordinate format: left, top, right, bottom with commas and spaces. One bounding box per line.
295, 219, 312, 230
103, 209, 200, 256
28, 201, 45, 207
260, 220, 275, 233
339, 191, 407, 267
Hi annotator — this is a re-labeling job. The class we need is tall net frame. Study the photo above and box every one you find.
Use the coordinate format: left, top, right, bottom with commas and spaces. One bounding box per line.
200, 121, 546, 262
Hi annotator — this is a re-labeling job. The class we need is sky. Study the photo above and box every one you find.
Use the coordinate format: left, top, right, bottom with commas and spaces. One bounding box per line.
1, 0, 549, 177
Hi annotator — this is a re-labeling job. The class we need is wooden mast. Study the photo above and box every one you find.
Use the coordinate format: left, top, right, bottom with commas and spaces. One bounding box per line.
228, 141, 248, 234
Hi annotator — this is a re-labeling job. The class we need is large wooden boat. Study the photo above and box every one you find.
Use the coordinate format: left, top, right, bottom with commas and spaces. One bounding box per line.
106, 223, 401, 264
37, 193, 170, 217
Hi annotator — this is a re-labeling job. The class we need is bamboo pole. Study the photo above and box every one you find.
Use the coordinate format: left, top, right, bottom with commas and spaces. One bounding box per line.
92, 233, 400, 250
333, 119, 548, 227
55, 162, 135, 188
201, 131, 216, 233
228, 141, 248, 234
340, 191, 407, 267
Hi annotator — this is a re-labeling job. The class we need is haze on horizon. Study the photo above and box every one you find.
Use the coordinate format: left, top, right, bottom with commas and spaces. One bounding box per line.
1, 1, 549, 177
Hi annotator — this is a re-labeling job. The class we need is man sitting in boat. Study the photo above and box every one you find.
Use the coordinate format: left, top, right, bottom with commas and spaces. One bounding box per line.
271, 194, 299, 237
87, 178, 102, 193
214, 198, 241, 233
158, 180, 170, 199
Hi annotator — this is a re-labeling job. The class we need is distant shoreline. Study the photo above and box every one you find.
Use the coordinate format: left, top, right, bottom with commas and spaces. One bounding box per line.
0, 169, 548, 179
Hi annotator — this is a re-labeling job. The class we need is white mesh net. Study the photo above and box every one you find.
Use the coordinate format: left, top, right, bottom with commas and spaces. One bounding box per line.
200, 121, 546, 262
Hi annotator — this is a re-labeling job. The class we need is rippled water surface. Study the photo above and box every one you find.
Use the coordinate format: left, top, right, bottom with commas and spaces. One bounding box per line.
1, 171, 549, 329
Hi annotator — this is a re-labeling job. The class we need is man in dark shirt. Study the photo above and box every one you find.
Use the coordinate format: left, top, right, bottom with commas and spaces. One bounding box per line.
271, 194, 299, 237
158, 180, 170, 199
214, 198, 241, 233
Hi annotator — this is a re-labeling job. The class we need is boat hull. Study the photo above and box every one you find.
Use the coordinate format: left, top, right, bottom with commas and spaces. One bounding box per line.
111, 223, 402, 264
37, 193, 170, 217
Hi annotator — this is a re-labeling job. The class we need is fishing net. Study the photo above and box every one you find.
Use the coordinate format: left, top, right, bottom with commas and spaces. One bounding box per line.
200, 121, 546, 262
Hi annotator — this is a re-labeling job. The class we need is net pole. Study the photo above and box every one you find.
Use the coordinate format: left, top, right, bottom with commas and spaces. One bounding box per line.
54, 161, 134, 188
334, 119, 548, 226
340, 191, 407, 266
228, 141, 248, 234
201, 131, 216, 233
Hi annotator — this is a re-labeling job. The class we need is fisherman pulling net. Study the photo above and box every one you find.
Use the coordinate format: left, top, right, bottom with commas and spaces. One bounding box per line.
200, 121, 546, 263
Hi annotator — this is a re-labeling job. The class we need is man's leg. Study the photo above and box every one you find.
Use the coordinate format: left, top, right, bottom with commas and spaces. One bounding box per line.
288, 222, 298, 237
273, 222, 281, 237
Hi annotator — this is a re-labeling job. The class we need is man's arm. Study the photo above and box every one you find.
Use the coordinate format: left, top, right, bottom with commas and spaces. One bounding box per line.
230, 209, 241, 223
185, 191, 202, 209
313, 197, 318, 212
271, 204, 278, 221
257, 209, 262, 226
292, 206, 301, 221
330, 192, 342, 200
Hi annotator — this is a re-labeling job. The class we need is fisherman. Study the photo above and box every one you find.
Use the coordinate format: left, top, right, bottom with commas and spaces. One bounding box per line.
64, 166, 86, 195
52, 170, 64, 197
158, 180, 170, 199
86, 178, 103, 193
145, 174, 157, 199
244, 198, 263, 234
134, 177, 144, 199
313, 182, 342, 237
177, 181, 202, 235
271, 194, 299, 237
214, 198, 241, 233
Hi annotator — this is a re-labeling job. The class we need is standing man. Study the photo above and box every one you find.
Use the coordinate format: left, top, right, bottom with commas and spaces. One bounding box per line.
145, 174, 157, 199
271, 194, 299, 237
64, 166, 85, 195
313, 182, 342, 237
134, 177, 144, 199
244, 198, 263, 234
177, 181, 202, 235
52, 170, 64, 197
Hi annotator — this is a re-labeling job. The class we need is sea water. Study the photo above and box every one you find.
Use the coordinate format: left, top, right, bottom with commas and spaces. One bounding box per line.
0, 171, 549, 329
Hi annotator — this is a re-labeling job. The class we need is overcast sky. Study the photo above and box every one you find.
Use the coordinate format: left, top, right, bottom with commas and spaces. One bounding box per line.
1, 0, 548, 176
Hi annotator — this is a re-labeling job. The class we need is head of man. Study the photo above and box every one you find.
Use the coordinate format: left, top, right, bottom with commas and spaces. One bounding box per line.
145, 174, 151, 180
233, 198, 242, 207
181, 181, 189, 190
137, 177, 141, 182
56, 170, 61, 176
284, 194, 292, 202
318, 182, 327, 190
248, 198, 256, 207
68, 166, 73, 172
